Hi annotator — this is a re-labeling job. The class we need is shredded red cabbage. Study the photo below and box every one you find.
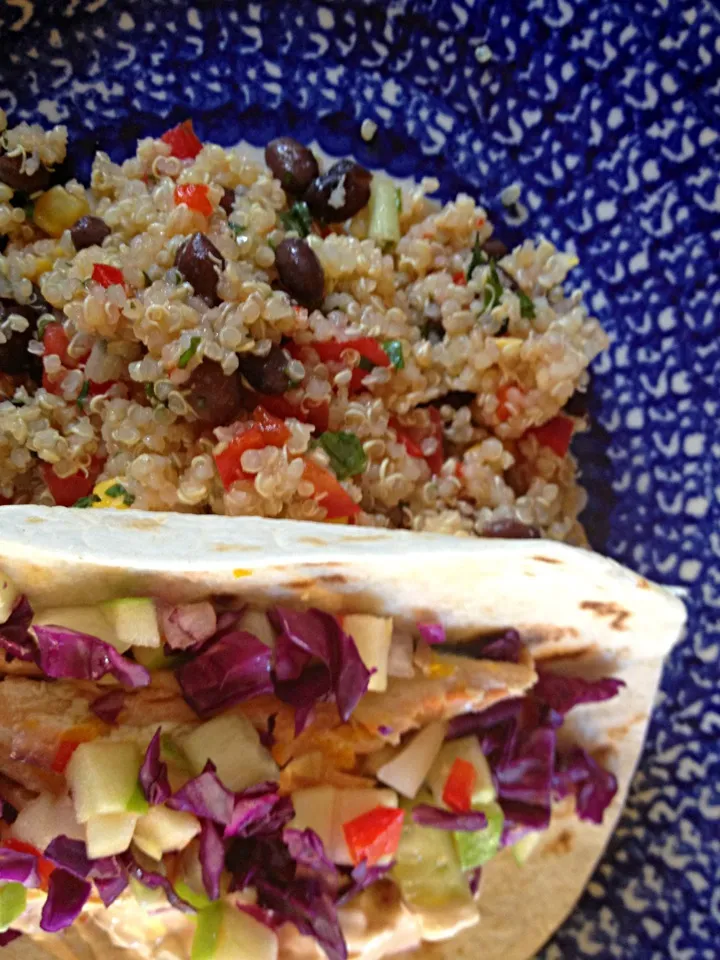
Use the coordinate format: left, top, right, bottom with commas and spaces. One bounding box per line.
175, 630, 273, 718
534, 671, 626, 716
94, 873, 129, 908
284, 828, 339, 894
0, 930, 22, 946
167, 762, 235, 826
468, 866, 483, 897
0, 848, 39, 886
39, 868, 92, 933
0, 596, 34, 661
199, 820, 224, 901
225, 782, 294, 840
31, 624, 150, 687
416, 622, 445, 645
495, 727, 556, 808
336, 860, 393, 906
44, 836, 93, 879
256, 879, 347, 960
122, 853, 195, 913
89, 689, 126, 725
270, 607, 370, 734
553, 747, 618, 824
440, 629, 523, 663
139, 729, 171, 806
411, 805, 488, 831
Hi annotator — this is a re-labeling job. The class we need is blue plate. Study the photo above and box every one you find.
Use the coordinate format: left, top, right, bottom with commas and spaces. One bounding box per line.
1, 0, 717, 954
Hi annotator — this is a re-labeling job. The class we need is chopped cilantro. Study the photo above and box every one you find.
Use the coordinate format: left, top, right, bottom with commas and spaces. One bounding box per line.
178, 336, 202, 369
483, 260, 504, 313
279, 201, 313, 239
229, 222, 246, 238
142, 270, 152, 287
73, 494, 101, 508
395, 188, 403, 213
318, 431, 368, 481
23, 201, 34, 220
358, 356, 375, 372
104, 482, 136, 506
382, 339, 405, 370
145, 383, 156, 401
76, 380, 90, 409
466, 232, 486, 282
517, 289, 536, 320
37, 315, 53, 340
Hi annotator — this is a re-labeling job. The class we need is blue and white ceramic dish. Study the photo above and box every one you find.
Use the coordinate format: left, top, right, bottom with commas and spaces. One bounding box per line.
0, 0, 717, 955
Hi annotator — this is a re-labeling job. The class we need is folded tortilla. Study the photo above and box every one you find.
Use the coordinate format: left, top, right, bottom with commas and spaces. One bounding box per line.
0, 506, 686, 960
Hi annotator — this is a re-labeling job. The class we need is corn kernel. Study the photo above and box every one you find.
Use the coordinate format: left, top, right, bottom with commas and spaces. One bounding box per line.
91, 478, 132, 510
33, 186, 89, 238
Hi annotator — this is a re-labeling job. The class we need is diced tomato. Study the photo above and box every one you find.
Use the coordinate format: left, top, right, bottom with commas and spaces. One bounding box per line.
442, 758, 477, 813
174, 183, 213, 216
496, 382, 525, 422
452, 271, 467, 285
302, 458, 361, 521
251, 393, 330, 435
214, 406, 290, 490
2, 838, 55, 890
41, 458, 102, 508
343, 806, 406, 867
389, 408, 444, 475
454, 460, 465, 481
160, 120, 203, 161
527, 415, 574, 458
42, 322, 72, 365
313, 338, 391, 370
88, 380, 116, 397
92, 263, 125, 288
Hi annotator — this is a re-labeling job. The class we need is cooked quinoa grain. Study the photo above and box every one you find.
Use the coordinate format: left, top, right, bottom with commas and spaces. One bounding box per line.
0, 115, 608, 541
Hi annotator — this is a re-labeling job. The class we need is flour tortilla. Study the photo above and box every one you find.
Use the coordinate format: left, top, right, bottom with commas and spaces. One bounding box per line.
0, 506, 686, 960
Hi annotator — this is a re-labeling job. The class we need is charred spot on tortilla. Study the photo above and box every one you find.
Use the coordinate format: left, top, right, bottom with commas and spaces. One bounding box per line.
606, 712, 646, 742
580, 600, 631, 631
544, 828, 575, 856
316, 574, 350, 585
533, 555, 562, 564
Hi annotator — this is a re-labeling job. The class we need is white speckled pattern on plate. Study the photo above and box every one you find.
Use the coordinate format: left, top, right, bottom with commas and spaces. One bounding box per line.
0, 0, 718, 955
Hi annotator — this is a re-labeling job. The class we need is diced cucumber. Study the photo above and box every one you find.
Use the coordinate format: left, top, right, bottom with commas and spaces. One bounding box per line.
453, 801, 504, 871
0, 573, 18, 625
377, 721, 447, 799
290, 786, 336, 854
67, 740, 142, 822
0, 883, 26, 933
85, 811, 138, 858
511, 830, 542, 865
133, 645, 177, 671
369, 178, 401, 246
236, 608, 276, 648
427, 737, 496, 807
391, 798, 477, 940
192, 903, 278, 960
101, 598, 161, 649
343, 615, 393, 692
332, 788, 399, 866
181, 715, 278, 792
133, 805, 201, 861
32, 605, 125, 651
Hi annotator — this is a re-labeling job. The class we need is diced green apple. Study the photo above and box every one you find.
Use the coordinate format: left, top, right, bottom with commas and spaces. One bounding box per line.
453, 801, 504, 871
236, 608, 276, 648
85, 811, 138, 858
132, 645, 177, 670
175, 880, 211, 912
129, 875, 167, 910
376, 721, 447, 799
427, 737, 496, 807
192, 902, 278, 960
0, 573, 18, 625
181, 715, 278, 792
133, 805, 201, 861
32, 605, 125, 651
0, 883, 26, 934
289, 786, 336, 854
11, 793, 85, 852
67, 740, 142, 822
512, 830, 542, 865
101, 598, 161, 649
343, 615, 393, 692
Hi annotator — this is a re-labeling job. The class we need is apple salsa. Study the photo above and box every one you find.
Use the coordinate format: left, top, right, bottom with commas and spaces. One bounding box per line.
0, 575, 624, 959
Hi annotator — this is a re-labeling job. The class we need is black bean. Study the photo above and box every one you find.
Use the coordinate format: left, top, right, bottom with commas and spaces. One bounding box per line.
274, 237, 325, 310
303, 159, 372, 222
265, 137, 319, 196
426, 391, 476, 411
562, 390, 589, 418
70, 215, 111, 251
185, 360, 244, 427
237, 344, 290, 395
0, 155, 50, 194
482, 518, 541, 539
220, 188, 235, 216
0, 299, 43, 378
482, 237, 509, 260
175, 233, 226, 306
421, 320, 445, 344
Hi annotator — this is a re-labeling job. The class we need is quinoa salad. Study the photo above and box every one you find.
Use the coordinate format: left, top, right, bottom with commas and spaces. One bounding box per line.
0, 115, 608, 541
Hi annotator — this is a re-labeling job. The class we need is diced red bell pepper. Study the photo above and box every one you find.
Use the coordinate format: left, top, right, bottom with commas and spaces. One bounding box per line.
496, 382, 526, 422
92, 263, 125, 289
452, 271, 467, 285
174, 183, 213, 217
302, 458, 360, 521
1, 839, 55, 890
442, 758, 477, 813
42, 322, 72, 366
51, 723, 103, 773
214, 406, 290, 490
527, 415, 574, 458
313, 338, 391, 370
41, 458, 102, 508
390, 408, 444, 475
160, 120, 203, 160
51, 739, 82, 774
251, 393, 330, 435
88, 379, 116, 397
343, 806, 406, 867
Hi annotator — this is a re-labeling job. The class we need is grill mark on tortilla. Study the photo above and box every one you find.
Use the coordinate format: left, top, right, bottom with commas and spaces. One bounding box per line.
606, 712, 646, 741
533, 555, 561, 564
580, 600, 630, 631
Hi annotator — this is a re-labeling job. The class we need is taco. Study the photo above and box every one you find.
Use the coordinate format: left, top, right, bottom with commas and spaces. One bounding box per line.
0, 507, 685, 960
